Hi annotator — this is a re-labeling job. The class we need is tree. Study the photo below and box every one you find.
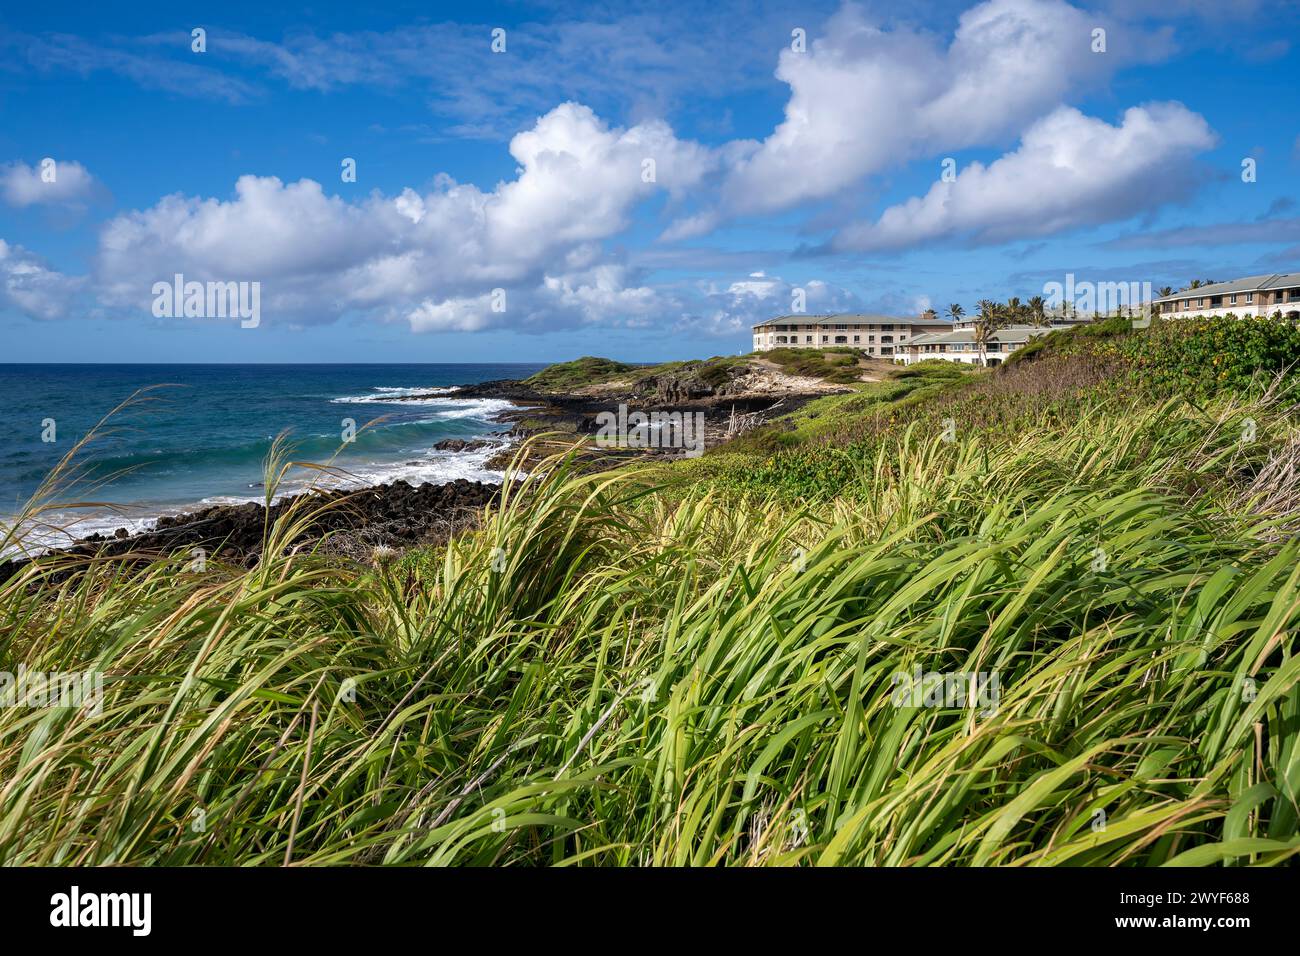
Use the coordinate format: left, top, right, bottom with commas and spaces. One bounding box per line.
1027, 295, 1048, 327
921, 307, 938, 322
947, 303, 965, 324
1158, 286, 1173, 298
973, 299, 1003, 367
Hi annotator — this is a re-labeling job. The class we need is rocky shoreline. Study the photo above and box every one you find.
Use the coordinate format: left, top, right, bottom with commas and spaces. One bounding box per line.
0, 477, 505, 581
3, 358, 844, 580
406, 362, 837, 469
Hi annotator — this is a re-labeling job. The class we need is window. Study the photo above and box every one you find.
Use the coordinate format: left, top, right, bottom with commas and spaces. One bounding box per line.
1230, 294, 1238, 305
853, 335, 860, 343
880, 346, 893, 355
805, 335, 812, 343
821, 336, 828, 343
1246, 293, 1254, 303
880, 335, 893, 343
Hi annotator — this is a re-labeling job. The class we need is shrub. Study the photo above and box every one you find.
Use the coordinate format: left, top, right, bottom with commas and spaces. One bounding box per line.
1121, 316, 1300, 397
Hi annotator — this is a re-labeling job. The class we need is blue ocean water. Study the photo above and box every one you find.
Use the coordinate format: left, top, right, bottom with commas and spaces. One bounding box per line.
0, 363, 545, 542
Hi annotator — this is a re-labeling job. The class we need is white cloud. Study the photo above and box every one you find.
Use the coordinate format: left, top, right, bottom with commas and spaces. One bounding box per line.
404, 264, 669, 333
691, 273, 862, 335
832, 103, 1216, 251
671, 0, 1158, 234
92, 103, 715, 331
1, 159, 96, 208
0, 239, 84, 320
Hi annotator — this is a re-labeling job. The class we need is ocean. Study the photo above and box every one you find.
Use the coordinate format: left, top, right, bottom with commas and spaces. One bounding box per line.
0, 363, 546, 548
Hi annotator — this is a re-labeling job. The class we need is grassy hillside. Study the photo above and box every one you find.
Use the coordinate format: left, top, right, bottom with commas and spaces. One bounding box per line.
2, 317, 1299, 865
522, 348, 878, 396
523, 356, 640, 392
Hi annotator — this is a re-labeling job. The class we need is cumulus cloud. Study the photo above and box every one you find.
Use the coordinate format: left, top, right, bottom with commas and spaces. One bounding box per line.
689, 271, 862, 335
1, 159, 96, 208
93, 103, 715, 332
0, 239, 84, 320
830, 103, 1216, 251
669, 0, 1149, 234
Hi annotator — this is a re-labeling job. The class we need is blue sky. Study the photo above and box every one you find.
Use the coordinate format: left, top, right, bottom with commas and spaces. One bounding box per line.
1, 0, 1297, 363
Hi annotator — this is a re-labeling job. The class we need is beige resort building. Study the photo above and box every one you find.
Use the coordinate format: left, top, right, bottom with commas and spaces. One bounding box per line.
1154, 273, 1300, 320
899, 325, 1056, 366
754, 272, 1299, 369
753, 313, 1092, 366
751, 315, 951, 358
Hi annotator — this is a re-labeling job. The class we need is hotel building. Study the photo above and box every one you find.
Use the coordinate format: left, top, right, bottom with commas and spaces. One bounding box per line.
1154, 273, 1300, 320
751, 315, 952, 358
753, 312, 1094, 366
899, 325, 1053, 366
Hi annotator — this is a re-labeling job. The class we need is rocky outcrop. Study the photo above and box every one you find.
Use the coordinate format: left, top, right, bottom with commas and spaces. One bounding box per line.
432, 438, 496, 453
0, 478, 507, 580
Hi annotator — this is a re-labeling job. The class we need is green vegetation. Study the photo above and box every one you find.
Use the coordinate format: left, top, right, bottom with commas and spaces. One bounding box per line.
2, 317, 1299, 866
1004, 313, 1132, 367
523, 353, 752, 395
523, 356, 639, 392
716, 361, 972, 458
1119, 315, 1300, 397
759, 347, 867, 384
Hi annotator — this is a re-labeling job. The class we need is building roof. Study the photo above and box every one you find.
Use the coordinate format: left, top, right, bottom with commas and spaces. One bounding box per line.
907, 325, 1052, 347
752, 313, 952, 330
1154, 273, 1300, 302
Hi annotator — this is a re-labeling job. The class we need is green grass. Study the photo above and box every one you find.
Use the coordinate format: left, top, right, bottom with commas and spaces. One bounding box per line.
2, 318, 1299, 866
523, 354, 754, 396
523, 356, 640, 392
760, 347, 867, 384
706, 360, 974, 460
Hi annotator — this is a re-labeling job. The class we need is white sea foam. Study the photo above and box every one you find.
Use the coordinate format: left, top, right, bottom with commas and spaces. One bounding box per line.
2, 438, 517, 560
421, 398, 517, 419
333, 385, 459, 403
4, 383, 518, 559
334, 395, 517, 422
1, 511, 161, 558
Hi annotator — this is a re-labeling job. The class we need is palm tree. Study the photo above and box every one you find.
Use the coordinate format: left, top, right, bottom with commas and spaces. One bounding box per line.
974, 299, 1002, 367
1158, 286, 1173, 298
1005, 297, 1025, 323
946, 303, 965, 324
921, 307, 938, 322
1027, 295, 1047, 327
